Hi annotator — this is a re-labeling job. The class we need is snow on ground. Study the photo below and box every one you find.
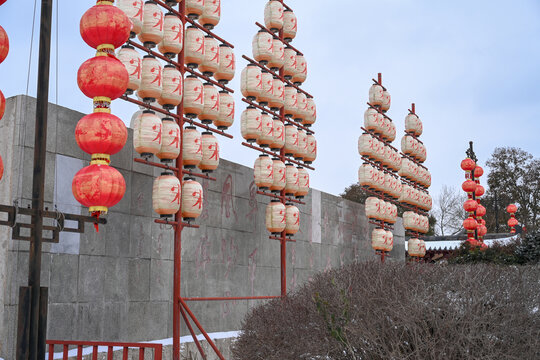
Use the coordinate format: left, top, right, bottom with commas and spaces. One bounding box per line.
405, 236, 517, 251
45, 331, 241, 359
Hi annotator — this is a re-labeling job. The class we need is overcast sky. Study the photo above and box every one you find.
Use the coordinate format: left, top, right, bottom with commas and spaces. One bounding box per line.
1, 0, 540, 201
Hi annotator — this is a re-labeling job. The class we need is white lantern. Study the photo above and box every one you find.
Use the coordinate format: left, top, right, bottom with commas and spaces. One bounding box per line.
283, 124, 298, 156
117, 0, 144, 35
408, 238, 426, 258
271, 158, 286, 192
405, 113, 423, 136
214, 90, 234, 129
285, 204, 300, 235
295, 91, 308, 123
183, 75, 204, 117
138, 55, 162, 102
268, 77, 284, 110
264, 0, 284, 32
254, 154, 274, 189
303, 97, 316, 126
133, 110, 162, 157
199, 0, 220, 29
158, 65, 182, 109
283, 85, 297, 118
186, 0, 204, 19
252, 30, 273, 65
304, 134, 317, 164
138, 1, 163, 47
283, 47, 297, 80
296, 167, 309, 198
384, 231, 394, 252
295, 129, 308, 160
270, 118, 285, 150
284, 163, 299, 196
182, 178, 203, 220
268, 38, 284, 71
283, 9, 297, 41
292, 54, 307, 84
215, 44, 235, 84
358, 133, 377, 160
365, 197, 381, 220
156, 117, 180, 162
256, 112, 274, 147
182, 126, 202, 168
358, 163, 377, 189
158, 13, 183, 57
117, 45, 142, 94
240, 64, 262, 100
401, 135, 418, 157
184, 25, 205, 68
241, 106, 262, 142
371, 228, 387, 251
257, 71, 274, 106
266, 200, 286, 234
153, 173, 181, 217
381, 90, 391, 112
198, 132, 220, 172
199, 36, 220, 76
199, 83, 220, 123
368, 84, 384, 107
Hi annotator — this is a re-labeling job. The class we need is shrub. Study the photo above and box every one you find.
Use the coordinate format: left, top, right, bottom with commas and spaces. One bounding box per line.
232, 262, 540, 360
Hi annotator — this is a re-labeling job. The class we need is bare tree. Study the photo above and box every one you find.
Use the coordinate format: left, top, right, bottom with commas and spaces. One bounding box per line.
432, 185, 467, 236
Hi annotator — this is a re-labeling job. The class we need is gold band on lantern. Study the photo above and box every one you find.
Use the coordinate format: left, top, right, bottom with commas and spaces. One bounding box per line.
89, 206, 109, 214
96, 44, 115, 55
93, 96, 112, 112
96, 1, 114, 6
90, 155, 111, 165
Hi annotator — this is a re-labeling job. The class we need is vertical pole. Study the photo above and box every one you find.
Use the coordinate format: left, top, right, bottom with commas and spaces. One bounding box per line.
173, 2, 186, 359
278, 0, 287, 298
26, 0, 53, 359
495, 192, 499, 233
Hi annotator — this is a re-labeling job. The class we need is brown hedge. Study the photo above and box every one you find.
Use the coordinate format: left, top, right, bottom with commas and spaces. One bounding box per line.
232, 262, 540, 360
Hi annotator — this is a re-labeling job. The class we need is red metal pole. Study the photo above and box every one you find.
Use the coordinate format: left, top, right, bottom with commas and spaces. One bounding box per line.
178, 305, 206, 358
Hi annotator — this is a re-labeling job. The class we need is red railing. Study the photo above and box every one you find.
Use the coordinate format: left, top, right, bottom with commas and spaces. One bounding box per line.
46, 340, 162, 360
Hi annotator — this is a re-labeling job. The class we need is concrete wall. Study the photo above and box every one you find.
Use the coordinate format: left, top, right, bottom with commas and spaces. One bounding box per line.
0, 95, 405, 359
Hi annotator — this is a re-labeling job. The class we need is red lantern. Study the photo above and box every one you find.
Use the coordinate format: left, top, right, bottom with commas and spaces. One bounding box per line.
75, 112, 128, 159
0, 89, 5, 121
506, 204, 517, 214
475, 184, 485, 197
72, 162, 126, 217
476, 204, 486, 217
78, 54, 129, 102
473, 165, 484, 178
462, 179, 477, 195
477, 225, 488, 237
0, 1, 7, 6
508, 217, 518, 228
0, 25, 8, 64
461, 157, 476, 172
80, 3, 131, 52
463, 199, 478, 213
463, 216, 478, 232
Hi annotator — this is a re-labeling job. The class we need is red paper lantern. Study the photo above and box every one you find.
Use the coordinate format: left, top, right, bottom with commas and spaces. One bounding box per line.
477, 225, 487, 237
463, 216, 478, 231
462, 179, 477, 194
463, 199, 478, 213
506, 204, 517, 214
0, 89, 5, 121
476, 204, 486, 217
0, 1, 7, 6
75, 112, 128, 158
475, 184, 485, 197
473, 165, 484, 178
508, 217, 518, 227
80, 3, 131, 52
0, 25, 8, 64
72, 162, 126, 217
78, 55, 129, 101
461, 157, 476, 172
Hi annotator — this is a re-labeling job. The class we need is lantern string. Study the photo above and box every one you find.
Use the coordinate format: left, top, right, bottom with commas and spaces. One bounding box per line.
16, 0, 39, 205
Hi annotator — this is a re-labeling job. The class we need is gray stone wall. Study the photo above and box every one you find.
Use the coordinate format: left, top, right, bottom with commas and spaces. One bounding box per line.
0, 95, 405, 359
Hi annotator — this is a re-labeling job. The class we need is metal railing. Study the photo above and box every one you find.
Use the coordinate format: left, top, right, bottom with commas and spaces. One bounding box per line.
46, 340, 163, 360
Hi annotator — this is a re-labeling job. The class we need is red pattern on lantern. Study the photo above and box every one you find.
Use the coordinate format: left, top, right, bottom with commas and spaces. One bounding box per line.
473, 165, 484, 178
474, 184, 485, 197
463, 199, 478, 213
80, 3, 131, 50
75, 112, 128, 157
463, 216, 478, 232
462, 179, 477, 195
78, 55, 129, 101
506, 204, 517, 214
0, 25, 8, 64
461, 157, 476, 172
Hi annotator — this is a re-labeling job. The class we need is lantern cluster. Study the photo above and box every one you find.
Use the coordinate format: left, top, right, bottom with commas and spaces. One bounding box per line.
72, 0, 131, 223
242, 0, 316, 238
460, 157, 487, 246
0, 17, 8, 182
365, 197, 398, 224
359, 77, 398, 256
399, 107, 431, 260
506, 204, 518, 234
